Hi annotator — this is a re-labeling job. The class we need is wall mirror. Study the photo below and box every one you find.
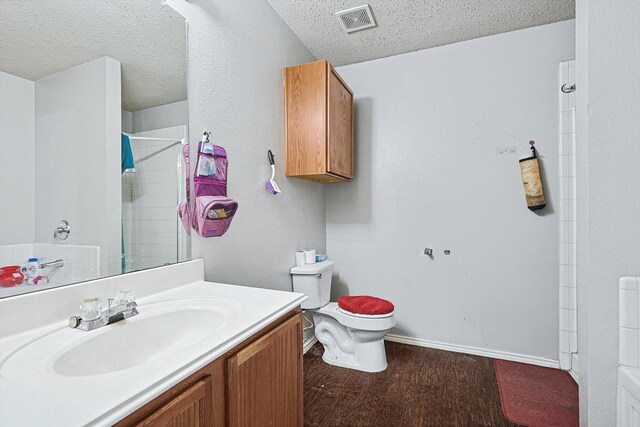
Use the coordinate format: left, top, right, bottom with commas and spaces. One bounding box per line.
0, 1, 189, 298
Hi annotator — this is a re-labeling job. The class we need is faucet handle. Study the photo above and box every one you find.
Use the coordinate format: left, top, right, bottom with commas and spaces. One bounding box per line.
79, 298, 102, 321
115, 289, 135, 306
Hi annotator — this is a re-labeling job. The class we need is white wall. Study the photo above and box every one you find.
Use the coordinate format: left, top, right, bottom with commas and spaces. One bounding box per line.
167, 0, 325, 292
122, 110, 133, 134
131, 100, 188, 134
576, 1, 640, 425
327, 21, 575, 361
575, 2, 590, 424
122, 100, 187, 135
35, 57, 122, 277
0, 72, 35, 245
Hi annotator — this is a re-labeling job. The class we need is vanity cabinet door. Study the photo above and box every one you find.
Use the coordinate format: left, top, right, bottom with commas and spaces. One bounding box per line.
226, 313, 303, 427
114, 309, 301, 427
137, 376, 212, 427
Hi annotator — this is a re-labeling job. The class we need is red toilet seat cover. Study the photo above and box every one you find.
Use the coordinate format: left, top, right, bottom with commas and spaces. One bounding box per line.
337, 296, 394, 315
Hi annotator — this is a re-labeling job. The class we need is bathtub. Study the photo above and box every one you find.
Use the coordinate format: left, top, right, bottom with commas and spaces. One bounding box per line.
618, 277, 640, 426
0, 278, 75, 298
0, 243, 100, 298
618, 367, 640, 426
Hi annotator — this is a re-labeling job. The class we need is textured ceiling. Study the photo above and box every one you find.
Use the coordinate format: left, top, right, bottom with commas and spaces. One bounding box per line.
0, 0, 186, 111
266, 0, 575, 66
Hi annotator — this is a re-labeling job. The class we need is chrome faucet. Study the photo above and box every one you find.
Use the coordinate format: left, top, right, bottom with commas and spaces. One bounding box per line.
69, 293, 139, 331
53, 220, 71, 240
40, 259, 64, 269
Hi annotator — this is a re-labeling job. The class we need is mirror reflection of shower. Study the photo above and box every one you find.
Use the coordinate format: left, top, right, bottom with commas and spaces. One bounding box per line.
0, 0, 187, 299
121, 125, 189, 273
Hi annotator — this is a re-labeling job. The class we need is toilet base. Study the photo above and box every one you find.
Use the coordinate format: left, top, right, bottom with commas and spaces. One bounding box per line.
313, 304, 393, 373
320, 339, 388, 373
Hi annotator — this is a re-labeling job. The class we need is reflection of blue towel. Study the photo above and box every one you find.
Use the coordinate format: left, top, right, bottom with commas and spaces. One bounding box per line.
121, 133, 135, 273
121, 134, 135, 173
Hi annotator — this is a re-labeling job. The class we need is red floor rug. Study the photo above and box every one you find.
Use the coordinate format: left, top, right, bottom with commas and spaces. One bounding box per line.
494, 360, 578, 427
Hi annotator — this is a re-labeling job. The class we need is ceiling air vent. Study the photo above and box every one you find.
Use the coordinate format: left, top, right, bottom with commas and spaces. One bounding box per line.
334, 4, 377, 34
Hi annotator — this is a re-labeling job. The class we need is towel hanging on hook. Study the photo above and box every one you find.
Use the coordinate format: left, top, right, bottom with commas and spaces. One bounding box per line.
519, 140, 546, 211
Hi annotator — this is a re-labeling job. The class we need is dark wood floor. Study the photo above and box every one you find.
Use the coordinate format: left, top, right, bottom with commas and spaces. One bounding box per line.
304, 341, 520, 427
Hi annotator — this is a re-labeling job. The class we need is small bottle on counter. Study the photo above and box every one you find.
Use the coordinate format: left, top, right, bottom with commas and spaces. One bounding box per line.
26, 258, 39, 285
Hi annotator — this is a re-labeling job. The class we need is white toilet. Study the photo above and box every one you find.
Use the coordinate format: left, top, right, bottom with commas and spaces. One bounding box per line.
290, 260, 396, 373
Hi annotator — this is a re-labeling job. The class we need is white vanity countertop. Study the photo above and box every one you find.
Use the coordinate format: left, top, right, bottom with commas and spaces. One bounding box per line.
0, 279, 306, 426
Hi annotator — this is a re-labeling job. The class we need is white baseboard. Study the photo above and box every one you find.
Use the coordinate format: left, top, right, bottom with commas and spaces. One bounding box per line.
569, 353, 579, 383
385, 334, 560, 369
303, 336, 318, 354
568, 369, 579, 383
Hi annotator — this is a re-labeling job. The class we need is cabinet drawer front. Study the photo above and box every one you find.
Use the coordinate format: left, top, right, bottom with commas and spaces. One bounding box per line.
327, 67, 354, 180
137, 377, 210, 427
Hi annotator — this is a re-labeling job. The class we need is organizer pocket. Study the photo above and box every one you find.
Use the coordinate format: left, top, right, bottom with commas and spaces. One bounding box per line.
194, 146, 227, 176
193, 143, 228, 197
177, 202, 191, 235
196, 152, 217, 177
193, 196, 238, 237
193, 177, 227, 197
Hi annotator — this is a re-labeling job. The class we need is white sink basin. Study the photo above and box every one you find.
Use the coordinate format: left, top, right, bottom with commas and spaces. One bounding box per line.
0, 297, 240, 382
54, 308, 224, 376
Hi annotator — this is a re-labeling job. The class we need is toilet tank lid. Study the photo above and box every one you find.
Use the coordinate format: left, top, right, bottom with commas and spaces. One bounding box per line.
290, 260, 334, 275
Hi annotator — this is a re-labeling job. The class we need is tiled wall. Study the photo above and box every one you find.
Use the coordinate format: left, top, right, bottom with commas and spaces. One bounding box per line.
0, 243, 100, 297
122, 126, 188, 273
619, 277, 640, 367
559, 60, 577, 370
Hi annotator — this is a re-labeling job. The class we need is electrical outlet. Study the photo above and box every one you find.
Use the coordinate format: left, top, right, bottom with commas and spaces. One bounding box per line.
496, 146, 518, 156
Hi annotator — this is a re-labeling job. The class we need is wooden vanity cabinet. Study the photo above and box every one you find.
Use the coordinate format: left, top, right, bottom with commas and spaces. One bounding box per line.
284, 59, 354, 182
115, 309, 303, 427
227, 313, 303, 427
136, 377, 212, 426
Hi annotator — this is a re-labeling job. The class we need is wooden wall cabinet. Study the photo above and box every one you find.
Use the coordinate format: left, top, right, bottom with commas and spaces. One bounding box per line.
284, 60, 354, 182
115, 309, 303, 427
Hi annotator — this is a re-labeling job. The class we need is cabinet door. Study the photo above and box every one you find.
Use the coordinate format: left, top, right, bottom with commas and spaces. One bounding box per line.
136, 377, 211, 427
285, 60, 327, 177
227, 314, 303, 427
327, 66, 354, 180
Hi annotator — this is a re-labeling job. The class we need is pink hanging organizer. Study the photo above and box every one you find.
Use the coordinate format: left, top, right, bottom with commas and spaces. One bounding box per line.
178, 133, 238, 237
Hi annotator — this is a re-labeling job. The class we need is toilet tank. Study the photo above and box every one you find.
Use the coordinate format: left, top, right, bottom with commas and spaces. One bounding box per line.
290, 260, 333, 309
